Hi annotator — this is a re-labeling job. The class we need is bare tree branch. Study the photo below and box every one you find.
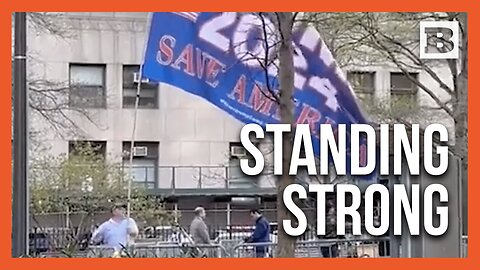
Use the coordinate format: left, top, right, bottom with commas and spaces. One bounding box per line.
12, 13, 102, 140
378, 42, 454, 117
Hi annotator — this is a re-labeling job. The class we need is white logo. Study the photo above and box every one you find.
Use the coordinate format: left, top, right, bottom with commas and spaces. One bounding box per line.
420, 21, 459, 59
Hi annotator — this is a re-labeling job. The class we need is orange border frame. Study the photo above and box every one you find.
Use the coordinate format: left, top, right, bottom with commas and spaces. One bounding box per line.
2, 0, 478, 269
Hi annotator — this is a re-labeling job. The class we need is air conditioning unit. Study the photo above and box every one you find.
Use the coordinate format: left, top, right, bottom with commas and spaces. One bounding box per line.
230, 146, 247, 157
133, 146, 148, 157
133, 72, 150, 83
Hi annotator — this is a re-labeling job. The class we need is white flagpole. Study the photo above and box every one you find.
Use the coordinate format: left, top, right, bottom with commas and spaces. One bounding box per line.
124, 15, 154, 252
127, 12, 154, 219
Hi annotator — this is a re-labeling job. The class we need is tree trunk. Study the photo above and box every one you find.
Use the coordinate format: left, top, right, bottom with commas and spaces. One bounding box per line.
454, 12, 468, 235
276, 12, 296, 258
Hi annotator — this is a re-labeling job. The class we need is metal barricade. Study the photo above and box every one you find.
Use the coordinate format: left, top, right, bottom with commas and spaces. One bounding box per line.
88, 243, 229, 258
217, 239, 243, 257
133, 243, 185, 258
87, 245, 122, 258
184, 243, 229, 258
233, 242, 276, 258
296, 241, 333, 258
318, 238, 390, 258
232, 237, 391, 258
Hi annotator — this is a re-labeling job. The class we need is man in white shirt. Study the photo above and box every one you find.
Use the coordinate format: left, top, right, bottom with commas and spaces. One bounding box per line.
91, 203, 139, 253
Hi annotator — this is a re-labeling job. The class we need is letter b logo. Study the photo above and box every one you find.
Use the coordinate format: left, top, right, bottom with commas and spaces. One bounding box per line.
420, 21, 459, 59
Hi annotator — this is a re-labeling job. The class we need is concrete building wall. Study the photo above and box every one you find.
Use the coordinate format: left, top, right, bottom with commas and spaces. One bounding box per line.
28, 12, 455, 190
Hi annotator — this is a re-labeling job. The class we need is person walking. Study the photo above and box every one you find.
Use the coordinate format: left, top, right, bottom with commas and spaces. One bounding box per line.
90, 203, 139, 256
244, 209, 270, 258
189, 206, 211, 257
190, 206, 210, 244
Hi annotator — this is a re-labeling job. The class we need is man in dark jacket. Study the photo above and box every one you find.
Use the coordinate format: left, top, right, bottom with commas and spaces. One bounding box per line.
244, 209, 270, 258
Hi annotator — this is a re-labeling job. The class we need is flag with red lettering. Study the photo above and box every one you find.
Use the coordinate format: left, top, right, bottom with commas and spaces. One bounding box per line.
142, 12, 376, 180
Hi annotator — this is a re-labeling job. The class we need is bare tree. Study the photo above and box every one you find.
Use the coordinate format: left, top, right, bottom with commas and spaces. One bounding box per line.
12, 12, 99, 141
220, 12, 300, 257
230, 12, 468, 256
230, 12, 346, 257
28, 78, 99, 139
30, 143, 173, 255
306, 12, 468, 233
274, 12, 297, 258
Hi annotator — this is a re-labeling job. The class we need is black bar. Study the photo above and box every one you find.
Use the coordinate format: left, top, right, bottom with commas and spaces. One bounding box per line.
12, 12, 28, 257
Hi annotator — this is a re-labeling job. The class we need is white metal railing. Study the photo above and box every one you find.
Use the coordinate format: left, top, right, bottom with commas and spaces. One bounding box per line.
87, 243, 229, 258
86, 238, 390, 258
124, 165, 277, 191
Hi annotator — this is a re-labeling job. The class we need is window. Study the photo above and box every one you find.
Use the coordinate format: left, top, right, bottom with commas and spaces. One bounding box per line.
122, 65, 159, 108
69, 64, 106, 108
347, 71, 375, 100
69, 141, 107, 157
123, 142, 159, 189
228, 142, 258, 189
390, 72, 418, 105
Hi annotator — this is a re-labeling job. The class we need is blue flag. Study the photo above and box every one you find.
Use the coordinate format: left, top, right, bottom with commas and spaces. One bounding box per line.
142, 12, 376, 180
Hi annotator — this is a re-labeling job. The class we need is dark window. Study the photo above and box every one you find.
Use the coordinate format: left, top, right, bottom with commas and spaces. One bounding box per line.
390, 72, 418, 105
390, 72, 418, 94
122, 65, 159, 108
69, 64, 106, 108
347, 71, 375, 104
347, 71, 375, 101
123, 142, 159, 189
